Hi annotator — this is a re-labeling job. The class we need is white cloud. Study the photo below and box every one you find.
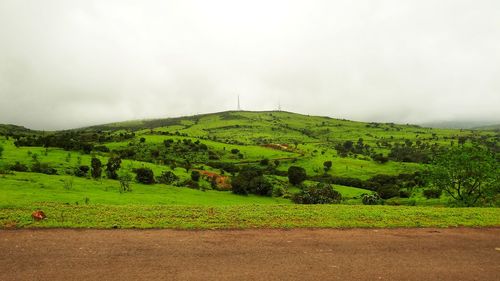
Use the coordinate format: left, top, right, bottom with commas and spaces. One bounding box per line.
0, 0, 499, 129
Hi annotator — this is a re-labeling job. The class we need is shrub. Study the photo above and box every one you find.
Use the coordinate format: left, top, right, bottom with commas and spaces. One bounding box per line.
230, 148, 240, 154
362, 193, 382, 205
423, 188, 442, 199
105, 157, 122, 180
90, 157, 102, 179
372, 153, 389, 164
156, 171, 179, 184
93, 145, 110, 153
191, 170, 201, 182
74, 165, 90, 177
292, 183, 342, 204
31, 161, 57, 175
118, 172, 133, 193
377, 185, 399, 199
133, 167, 155, 184
260, 158, 270, 166
10, 162, 28, 172
231, 166, 273, 196
323, 161, 332, 172
182, 179, 200, 189
288, 166, 307, 186
399, 190, 411, 198
272, 186, 286, 197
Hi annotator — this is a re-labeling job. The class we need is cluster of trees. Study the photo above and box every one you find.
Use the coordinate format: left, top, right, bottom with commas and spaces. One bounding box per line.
387, 140, 432, 163
309, 172, 424, 200
112, 138, 211, 167
334, 138, 371, 157
12, 131, 134, 153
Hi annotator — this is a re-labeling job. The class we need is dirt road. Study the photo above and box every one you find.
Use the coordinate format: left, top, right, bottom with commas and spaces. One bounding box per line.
0, 228, 498, 281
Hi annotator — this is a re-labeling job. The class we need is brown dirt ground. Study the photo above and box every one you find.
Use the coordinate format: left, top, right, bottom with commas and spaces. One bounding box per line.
0, 228, 499, 281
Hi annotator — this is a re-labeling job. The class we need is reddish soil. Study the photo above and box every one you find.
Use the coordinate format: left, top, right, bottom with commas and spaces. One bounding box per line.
0, 228, 499, 281
196, 170, 231, 190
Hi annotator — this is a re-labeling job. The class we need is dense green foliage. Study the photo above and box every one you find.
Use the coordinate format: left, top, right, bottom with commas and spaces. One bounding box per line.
288, 166, 307, 185
231, 166, 273, 196
292, 183, 342, 204
429, 146, 499, 206
133, 167, 155, 184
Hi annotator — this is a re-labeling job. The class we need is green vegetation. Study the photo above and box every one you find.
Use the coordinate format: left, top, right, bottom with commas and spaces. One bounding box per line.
1, 204, 498, 229
429, 146, 499, 206
0, 111, 499, 229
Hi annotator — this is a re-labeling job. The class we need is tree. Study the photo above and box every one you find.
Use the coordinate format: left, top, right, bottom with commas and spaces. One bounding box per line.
288, 166, 307, 185
106, 157, 122, 180
156, 171, 179, 184
323, 161, 332, 173
75, 165, 90, 177
133, 167, 155, 184
428, 146, 499, 206
292, 183, 342, 204
231, 166, 273, 196
90, 157, 102, 179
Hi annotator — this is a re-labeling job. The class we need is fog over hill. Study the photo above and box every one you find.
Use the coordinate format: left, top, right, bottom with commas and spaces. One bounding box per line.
1, 1, 499, 130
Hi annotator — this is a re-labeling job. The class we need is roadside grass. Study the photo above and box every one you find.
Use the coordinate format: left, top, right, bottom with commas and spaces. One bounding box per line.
1, 204, 498, 229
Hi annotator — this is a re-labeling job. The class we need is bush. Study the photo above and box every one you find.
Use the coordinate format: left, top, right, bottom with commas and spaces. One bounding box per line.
10, 162, 28, 172
133, 167, 155, 184
191, 170, 201, 182
372, 153, 389, 164
74, 165, 90, 177
362, 193, 382, 205
231, 166, 273, 196
399, 190, 411, 198
182, 179, 200, 189
272, 186, 286, 197
288, 166, 307, 186
323, 161, 332, 172
156, 171, 179, 184
423, 188, 442, 199
31, 161, 57, 175
91, 157, 102, 179
106, 157, 122, 180
376, 185, 399, 199
93, 145, 110, 153
292, 183, 342, 204
260, 158, 270, 166
118, 172, 133, 193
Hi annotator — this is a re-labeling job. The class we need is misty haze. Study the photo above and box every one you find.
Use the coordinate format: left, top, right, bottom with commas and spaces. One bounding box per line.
0, 0, 499, 130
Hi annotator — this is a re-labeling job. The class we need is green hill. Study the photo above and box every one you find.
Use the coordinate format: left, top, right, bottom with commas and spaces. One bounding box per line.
0, 110, 499, 228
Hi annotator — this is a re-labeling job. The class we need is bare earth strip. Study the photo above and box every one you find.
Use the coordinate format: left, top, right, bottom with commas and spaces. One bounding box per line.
0, 228, 499, 281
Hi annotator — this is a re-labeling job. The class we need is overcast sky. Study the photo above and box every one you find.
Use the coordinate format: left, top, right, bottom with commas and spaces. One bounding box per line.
0, 0, 499, 130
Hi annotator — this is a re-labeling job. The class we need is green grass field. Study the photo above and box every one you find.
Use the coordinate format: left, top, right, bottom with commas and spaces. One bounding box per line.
1, 111, 498, 229
2, 204, 498, 229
